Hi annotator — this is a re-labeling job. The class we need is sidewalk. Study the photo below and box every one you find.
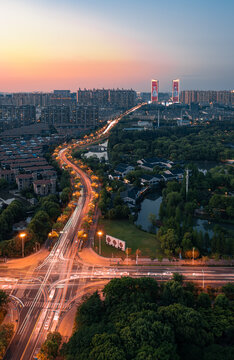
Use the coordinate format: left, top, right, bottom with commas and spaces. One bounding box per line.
79, 247, 234, 267
2, 300, 19, 331
0, 248, 49, 270
78, 247, 122, 266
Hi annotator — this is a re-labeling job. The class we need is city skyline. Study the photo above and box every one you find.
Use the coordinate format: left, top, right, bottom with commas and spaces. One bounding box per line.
1, 0, 234, 92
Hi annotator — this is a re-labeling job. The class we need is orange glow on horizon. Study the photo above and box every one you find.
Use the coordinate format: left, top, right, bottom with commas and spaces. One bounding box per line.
0, 57, 171, 92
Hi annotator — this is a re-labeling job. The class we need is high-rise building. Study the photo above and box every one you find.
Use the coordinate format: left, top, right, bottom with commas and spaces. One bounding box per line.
180, 90, 234, 105
0, 105, 36, 129
10, 93, 51, 106
77, 89, 136, 108
50, 90, 76, 107
53, 90, 71, 97
71, 105, 99, 129
41, 106, 70, 124
108, 89, 136, 108
151, 80, 159, 103
172, 79, 180, 103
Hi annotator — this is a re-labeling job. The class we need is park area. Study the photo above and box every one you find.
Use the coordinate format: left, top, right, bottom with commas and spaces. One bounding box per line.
94, 219, 162, 259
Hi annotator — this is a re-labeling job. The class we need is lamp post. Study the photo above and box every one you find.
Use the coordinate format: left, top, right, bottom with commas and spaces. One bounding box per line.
192, 247, 195, 265
19, 233, 26, 258
97, 231, 103, 256
202, 269, 205, 288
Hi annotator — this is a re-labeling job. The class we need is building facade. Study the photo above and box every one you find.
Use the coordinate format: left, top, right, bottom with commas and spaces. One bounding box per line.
180, 90, 234, 105
77, 89, 136, 108
172, 79, 180, 103
151, 80, 159, 103
41, 105, 70, 124
71, 105, 99, 129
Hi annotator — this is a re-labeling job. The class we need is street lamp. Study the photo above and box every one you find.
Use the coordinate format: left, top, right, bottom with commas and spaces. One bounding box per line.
19, 232, 26, 258
97, 231, 103, 256
202, 269, 205, 288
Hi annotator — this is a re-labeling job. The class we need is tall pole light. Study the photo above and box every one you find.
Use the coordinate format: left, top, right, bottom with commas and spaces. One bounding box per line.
97, 231, 103, 256
186, 169, 189, 199
19, 233, 26, 258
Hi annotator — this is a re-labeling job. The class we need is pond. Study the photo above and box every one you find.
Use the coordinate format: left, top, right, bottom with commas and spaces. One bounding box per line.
135, 192, 234, 237
135, 193, 162, 232
193, 219, 214, 237
193, 218, 234, 237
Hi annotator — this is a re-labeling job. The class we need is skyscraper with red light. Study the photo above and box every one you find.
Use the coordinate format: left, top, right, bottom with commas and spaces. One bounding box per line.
151, 80, 159, 103
172, 79, 180, 103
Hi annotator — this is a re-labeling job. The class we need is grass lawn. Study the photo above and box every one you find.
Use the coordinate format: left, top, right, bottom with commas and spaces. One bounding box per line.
94, 219, 162, 259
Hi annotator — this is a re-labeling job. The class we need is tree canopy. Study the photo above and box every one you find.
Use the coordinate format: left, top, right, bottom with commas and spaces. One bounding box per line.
63, 278, 234, 360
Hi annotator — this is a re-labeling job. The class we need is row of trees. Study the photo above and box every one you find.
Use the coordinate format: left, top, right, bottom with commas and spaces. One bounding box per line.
109, 120, 234, 165
63, 276, 234, 360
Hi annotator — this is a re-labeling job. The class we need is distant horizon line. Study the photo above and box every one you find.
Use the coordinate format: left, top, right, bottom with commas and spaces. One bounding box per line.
1, 88, 234, 94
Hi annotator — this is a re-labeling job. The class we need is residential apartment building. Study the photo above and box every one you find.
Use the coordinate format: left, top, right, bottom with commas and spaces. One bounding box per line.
77, 89, 109, 106
33, 179, 56, 196
0, 169, 16, 183
77, 88, 136, 108
109, 89, 136, 108
16, 174, 34, 190
41, 105, 70, 124
180, 90, 234, 105
0, 105, 36, 129
71, 105, 99, 129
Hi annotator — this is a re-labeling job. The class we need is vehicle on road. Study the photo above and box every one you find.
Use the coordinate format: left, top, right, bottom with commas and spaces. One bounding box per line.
44, 321, 49, 330
54, 311, 59, 321
49, 288, 55, 300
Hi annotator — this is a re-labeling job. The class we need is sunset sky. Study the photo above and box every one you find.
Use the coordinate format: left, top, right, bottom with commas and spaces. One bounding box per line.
1, 0, 233, 92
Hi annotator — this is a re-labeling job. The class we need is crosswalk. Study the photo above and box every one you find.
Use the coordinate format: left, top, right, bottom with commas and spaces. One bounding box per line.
23, 301, 64, 309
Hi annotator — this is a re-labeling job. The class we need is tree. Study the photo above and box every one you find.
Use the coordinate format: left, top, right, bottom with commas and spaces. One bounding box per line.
125, 247, 132, 257
160, 229, 178, 255
172, 273, 184, 284
0, 179, 8, 190
203, 344, 234, 360
0, 324, 14, 360
158, 303, 213, 348
64, 277, 234, 360
90, 333, 126, 360
60, 187, 71, 205
197, 292, 211, 309
37, 332, 62, 360
214, 294, 229, 309
222, 283, 234, 300
185, 248, 200, 259
181, 232, 193, 252
28, 211, 51, 243
74, 292, 103, 329
0, 291, 8, 309
149, 213, 157, 228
